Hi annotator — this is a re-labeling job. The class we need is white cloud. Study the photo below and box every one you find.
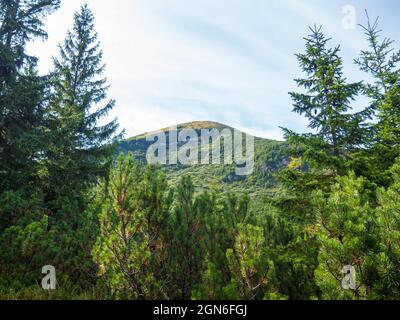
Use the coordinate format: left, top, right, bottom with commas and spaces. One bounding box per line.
26, 0, 399, 140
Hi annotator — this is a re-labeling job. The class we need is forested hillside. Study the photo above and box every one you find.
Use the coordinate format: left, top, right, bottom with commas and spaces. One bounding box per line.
118, 121, 289, 196
1, 1, 400, 300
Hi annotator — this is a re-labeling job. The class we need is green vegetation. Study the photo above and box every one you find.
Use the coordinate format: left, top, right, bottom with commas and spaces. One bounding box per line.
119, 121, 289, 196
1, 2, 400, 300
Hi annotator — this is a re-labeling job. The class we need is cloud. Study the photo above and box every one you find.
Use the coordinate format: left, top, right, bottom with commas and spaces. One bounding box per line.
26, 0, 400, 140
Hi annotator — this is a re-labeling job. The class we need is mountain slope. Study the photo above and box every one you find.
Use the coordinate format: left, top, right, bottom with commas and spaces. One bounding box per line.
118, 121, 289, 196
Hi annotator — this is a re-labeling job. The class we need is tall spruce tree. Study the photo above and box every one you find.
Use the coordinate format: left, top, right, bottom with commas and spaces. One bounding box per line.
0, 0, 63, 288
0, 0, 60, 193
272, 26, 371, 300
284, 26, 369, 175
355, 14, 400, 186
45, 4, 120, 208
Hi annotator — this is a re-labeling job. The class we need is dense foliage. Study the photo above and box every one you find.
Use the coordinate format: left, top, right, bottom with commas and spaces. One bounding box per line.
0, 2, 399, 300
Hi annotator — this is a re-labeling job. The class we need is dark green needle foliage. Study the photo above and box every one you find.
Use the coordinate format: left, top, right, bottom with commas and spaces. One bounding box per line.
0, 0, 60, 193
1, 4, 400, 301
284, 26, 369, 175
355, 13, 400, 186
45, 4, 120, 207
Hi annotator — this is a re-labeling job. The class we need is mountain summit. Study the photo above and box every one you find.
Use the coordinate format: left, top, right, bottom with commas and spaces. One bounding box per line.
130, 121, 234, 141
118, 121, 288, 195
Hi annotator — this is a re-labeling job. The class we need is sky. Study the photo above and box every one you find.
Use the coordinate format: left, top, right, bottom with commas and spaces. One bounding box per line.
27, 0, 400, 140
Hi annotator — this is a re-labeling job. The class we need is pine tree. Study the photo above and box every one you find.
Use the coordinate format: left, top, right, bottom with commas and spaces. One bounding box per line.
224, 224, 276, 300
373, 158, 400, 299
93, 153, 169, 299
192, 191, 232, 300
355, 13, 400, 186
0, 0, 60, 193
284, 26, 368, 175
0, 0, 60, 83
258, 202, 320, 300
192, 257, 226, 300
45, 4, 120, 207
0, 0, 62, 287
17, 4, 123, 288
272, 26, 372, 300
313, 173, 378, 300
140, 164, 173, 293
167, 176, 206, 299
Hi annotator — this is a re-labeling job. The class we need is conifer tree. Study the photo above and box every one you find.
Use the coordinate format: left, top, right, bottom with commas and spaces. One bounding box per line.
0, 0, 60, 193
192, 191, 232, 300
313, 173, 378, 300
21, 4, 123, 287
0, 0, 63, 287
258, 203, 320, 300
284, 26, 368, 175
373, 158, 400, 299
167, 176, 206, 299
93, 153, 169, 299
224, 224, 276, 300
45, 4, 120, 206
355, 14, 400, 186
273, 26, 372, 300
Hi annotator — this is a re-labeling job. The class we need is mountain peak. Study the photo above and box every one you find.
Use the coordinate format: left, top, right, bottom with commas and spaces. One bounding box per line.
128, 121, 233, 141
177, 121, 230, 130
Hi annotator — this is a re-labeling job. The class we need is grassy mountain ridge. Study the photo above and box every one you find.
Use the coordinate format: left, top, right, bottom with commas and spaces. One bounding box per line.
118, 121, 289, 196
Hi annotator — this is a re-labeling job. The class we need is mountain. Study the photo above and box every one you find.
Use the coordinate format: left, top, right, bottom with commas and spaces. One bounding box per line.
118, 121, 289, 196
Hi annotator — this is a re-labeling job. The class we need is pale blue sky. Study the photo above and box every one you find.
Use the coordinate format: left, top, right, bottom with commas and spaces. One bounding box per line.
28, 0, 400, 140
